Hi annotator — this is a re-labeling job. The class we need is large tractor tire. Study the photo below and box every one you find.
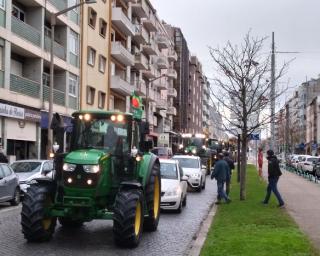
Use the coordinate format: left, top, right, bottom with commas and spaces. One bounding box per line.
58, 217, 84, 228
21, 184, 57, 242
113, 189, 144, 248
144, 162, 161, 231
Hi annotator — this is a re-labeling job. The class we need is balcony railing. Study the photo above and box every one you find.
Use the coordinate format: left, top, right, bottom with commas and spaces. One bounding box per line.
44, 36, 66, 60
155, 55, 169, 69
156, 98, 167, 110
69, 52, 79, 67
43, 85, 66, 106
133, 24, 148, 44
132, 0, 148, 18
69, 95, 78, 109
69, 10, 79, 25
142, 38, 157, 56
167, 106, 177, 116
167, 87, 177, 98
11, 16, 41, 46
49, 0, 67, 11
134, 53, 148, 70
142, 12, 157, 32
167, 68, 177, 79
0, 70, 4, 88
111, 41, 134, 66
10, 74, 40, 98
111, 75, 134, 96
156, 33, 169, 49
168, 50, 178, 62
112, 7, 135, 36
142, 64, 156, 79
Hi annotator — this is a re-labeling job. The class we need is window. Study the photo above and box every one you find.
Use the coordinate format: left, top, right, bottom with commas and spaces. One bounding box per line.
42, 73, 50, 87
0, 46, 4, 70
98, 91, 106, 109
99, 18, 107, 37
87, 86, 96, 105
12, 5, 25, 21
99, 55, 106, 73
69, 73, 78, 97
87, 47, 96, 66
44, 26, 51, 38
0, 0, 5, 10
69, 30, 79, 55
88, 7, 97, 28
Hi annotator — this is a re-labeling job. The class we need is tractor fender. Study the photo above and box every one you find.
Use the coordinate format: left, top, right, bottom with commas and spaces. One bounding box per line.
120, 181, 143, 190
138, 153, 160, 188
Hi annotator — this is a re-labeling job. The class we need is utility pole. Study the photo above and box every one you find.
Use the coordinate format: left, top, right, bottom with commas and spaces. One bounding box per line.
270, 32, 276, 151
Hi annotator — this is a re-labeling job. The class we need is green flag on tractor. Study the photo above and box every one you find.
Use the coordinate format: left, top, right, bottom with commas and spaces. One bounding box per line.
131, 92, 143, 120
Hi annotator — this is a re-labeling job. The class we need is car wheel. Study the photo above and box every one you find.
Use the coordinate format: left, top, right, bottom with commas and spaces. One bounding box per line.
196, 179, 202, 192
10, 187, 21, 206
176, 197, 183, 213
182, 195, 187, 207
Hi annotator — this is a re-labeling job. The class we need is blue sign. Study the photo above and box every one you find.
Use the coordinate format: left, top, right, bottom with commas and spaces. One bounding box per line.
249, 133, 260, 140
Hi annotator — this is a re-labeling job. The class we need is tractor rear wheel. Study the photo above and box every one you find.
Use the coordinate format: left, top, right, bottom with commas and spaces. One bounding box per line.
58, 217, 84, 228
21, 184, 56, 242
113, 189, 144, 248
144, 163, 161, 231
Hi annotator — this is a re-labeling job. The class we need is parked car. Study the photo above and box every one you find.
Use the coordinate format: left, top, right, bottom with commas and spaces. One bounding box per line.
298, 156, 320, 173
0, 163, 20, 205
151, 147, 173, 159
10, 160, 53, 194
172, 155, 206, 192
292, 155, 309, 169
159, 159, 188, 213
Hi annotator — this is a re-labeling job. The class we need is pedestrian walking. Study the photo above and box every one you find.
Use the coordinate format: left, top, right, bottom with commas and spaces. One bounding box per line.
211, 153, 231, 204
258, 147, 263, 178
224, 151, 235, 196
262, 150, 285, 208
0, 145, 8, 163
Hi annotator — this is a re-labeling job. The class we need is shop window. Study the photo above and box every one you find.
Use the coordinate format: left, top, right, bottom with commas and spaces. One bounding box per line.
87, 47, 96, 66
98, 55, 106, 73
98, 91, 106, 109
88, 7, 97, 28
99, 18, 107, 38
87, 86, 96, 105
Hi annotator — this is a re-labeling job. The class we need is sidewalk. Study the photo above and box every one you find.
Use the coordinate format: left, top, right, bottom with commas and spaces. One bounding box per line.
260, 158, 320, 250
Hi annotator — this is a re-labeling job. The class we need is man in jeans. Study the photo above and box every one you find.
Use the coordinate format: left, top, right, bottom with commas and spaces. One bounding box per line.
211, 153, 231, 204
262, 150, 285, 208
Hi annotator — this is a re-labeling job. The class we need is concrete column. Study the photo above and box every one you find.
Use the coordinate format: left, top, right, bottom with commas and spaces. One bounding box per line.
36, 124, 41, 159
4, 40, 10, 90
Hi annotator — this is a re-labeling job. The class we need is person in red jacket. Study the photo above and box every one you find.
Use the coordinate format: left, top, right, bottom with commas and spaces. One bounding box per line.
258, 147, 263, 178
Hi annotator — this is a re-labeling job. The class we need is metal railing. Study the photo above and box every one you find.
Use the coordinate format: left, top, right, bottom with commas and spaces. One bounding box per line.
49, 0, 67, 11
69, 52, 79, 67
11, 16, 41, 46
43, 85, 66, 106
10, 74, 40, 98
44, 36, 66, 60
69, 95, 78, 109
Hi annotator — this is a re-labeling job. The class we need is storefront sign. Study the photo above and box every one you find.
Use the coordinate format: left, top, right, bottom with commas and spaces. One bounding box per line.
158, 133, 169, 145
0, 103, 24, 119
25, 109, 41, 122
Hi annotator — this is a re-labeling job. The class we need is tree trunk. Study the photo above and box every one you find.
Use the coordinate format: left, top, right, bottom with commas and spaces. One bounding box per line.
240, 134, 247, 200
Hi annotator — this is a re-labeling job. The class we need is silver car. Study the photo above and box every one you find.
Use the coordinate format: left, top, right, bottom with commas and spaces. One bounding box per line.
0, 163, 20, 205
11, 160, 53, 194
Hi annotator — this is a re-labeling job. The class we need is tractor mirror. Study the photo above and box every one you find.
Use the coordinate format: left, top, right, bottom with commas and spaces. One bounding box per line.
140, 140, 153, 152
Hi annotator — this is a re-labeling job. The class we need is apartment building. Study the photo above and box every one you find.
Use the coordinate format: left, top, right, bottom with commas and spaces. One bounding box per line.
80, 1, 111, 110
0, 0, 81, 160
202, 76, 210, 134
306, 96, 320, 155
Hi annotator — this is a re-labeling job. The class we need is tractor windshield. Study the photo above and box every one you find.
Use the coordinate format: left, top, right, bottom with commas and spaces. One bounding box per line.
71, 114, 130, 155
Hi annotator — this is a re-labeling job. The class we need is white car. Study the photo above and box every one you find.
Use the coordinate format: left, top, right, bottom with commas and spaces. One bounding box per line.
299, 156, 319, 173
292, 155, 309, 169
160, 159, 188, 212
11, 160, 54, 194
172, 155, 206, 192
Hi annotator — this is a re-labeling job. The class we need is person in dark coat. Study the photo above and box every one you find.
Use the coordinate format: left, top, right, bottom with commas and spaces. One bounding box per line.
262, 150, 285, 208
0, 146, 8, 163
211, 153, 231, 204
224, 151, 235, 196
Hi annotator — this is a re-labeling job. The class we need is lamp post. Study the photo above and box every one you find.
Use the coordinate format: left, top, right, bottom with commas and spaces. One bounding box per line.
47, 0, 96, 157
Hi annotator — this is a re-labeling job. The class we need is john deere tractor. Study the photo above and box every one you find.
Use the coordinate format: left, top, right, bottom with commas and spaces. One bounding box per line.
21, 110, 161, 248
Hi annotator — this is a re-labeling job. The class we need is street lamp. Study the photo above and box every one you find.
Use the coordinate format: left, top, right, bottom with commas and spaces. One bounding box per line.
47, 0, 96, 157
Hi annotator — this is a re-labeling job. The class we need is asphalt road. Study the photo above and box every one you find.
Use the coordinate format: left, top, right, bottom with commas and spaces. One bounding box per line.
0, 176, 217, 256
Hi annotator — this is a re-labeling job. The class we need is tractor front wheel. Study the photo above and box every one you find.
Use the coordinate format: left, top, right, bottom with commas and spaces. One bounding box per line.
21, 184, 56, 242
144, 163, 161, 231
113, 189, 144, 248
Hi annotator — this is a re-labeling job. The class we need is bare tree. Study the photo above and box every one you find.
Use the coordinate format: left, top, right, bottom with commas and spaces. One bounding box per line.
208, 32, 289, 200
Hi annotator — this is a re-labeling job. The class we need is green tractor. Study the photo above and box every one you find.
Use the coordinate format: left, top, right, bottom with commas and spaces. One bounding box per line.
20, 110, 161, 248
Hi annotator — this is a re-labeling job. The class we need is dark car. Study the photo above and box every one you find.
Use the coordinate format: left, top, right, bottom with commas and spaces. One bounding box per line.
0, 163, 20, 205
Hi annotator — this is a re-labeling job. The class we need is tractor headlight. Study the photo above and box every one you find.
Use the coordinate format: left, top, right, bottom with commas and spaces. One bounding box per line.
63, 163, 76, 172
179, 144, 183, 149
83, 165, 100, 173
192, 149, 197, 154
184, 149, 188, 153
202, 145, 207, 150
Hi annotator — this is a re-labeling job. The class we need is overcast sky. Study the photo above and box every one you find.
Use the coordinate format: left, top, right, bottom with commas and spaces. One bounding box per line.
151, 0, 320, 107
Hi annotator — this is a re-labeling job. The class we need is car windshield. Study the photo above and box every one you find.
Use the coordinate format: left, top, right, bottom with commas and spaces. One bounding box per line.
160, 163, 178, 179
71, 114, 130, 155
11, 162, 42, 173
173, 158, 199, 168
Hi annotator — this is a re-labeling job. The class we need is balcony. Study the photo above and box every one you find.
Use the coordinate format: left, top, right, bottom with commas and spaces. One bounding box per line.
154, 55, 169, 69
44, 36, 66, 60
135, 80, 147, 97
167, 69, 177, 79
142, 13, 157, 32
111, 41, 135, 66
132, 0, 148, 18
142, 64, 156, 79
156, 98, 167, 110
167, 106, 177, 116
167, 87, 177, 98
49, 0, 67, 11
11, 16, 41, 47
168, 50, 178, 62
142, 39, 157, 56
112, 7, 135, 36
133, 24, 149, 44
10, 74, 40, 98
111, 75, 134, 96
156, 33, 169, 49
154, 77, 167, 90
134, 53, 148, 70
43, 85, 66, 106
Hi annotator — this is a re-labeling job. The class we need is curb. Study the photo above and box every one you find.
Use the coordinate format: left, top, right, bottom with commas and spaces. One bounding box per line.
187, 202, 218, 256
